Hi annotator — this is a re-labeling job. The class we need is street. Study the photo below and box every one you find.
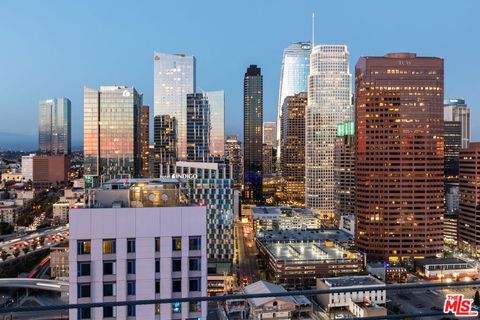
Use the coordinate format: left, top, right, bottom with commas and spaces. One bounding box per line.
235, 221, 259, 286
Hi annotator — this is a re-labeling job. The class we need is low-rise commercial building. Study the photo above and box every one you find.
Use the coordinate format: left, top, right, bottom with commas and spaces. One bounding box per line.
415, 258, 478, 280
0, 200, 20, 225
252, 206, 320, 232
32, 155, 69, 188
53, 201, 71, 224
51, 243, 69, 280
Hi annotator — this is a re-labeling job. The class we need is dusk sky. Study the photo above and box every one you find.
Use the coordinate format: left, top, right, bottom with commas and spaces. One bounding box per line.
0, 0, 478, 147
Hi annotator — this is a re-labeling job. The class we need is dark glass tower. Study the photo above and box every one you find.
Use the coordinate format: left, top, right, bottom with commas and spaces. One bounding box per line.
186, 93, 210, 162
243, 65, 263, 202
153, 115, 177, 177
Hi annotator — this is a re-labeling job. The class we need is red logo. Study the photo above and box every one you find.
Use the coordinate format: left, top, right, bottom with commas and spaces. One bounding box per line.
443, 294, 478, 317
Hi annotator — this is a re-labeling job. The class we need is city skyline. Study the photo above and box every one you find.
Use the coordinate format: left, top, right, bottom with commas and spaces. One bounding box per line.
0, 1, 479, 149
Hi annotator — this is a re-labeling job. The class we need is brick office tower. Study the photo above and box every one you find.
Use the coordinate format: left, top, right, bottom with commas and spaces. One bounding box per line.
355, 53, 444, 262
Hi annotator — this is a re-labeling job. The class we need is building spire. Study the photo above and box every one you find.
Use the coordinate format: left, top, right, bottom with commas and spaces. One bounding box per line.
312, 12, 315, 47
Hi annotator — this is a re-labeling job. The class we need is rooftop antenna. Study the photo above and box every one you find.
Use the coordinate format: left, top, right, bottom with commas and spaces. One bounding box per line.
312, 12, 315, 47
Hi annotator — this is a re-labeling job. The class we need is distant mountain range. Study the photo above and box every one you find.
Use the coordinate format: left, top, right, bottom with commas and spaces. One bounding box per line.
0, 132, 82, 151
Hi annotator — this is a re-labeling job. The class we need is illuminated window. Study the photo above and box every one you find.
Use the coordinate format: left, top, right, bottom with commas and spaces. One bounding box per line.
77, 240, 91, 255
102, 239, 116, 254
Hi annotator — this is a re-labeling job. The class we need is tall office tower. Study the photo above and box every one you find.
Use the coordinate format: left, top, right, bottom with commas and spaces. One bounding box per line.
186, 93, 210, 162
69, 179, 207, 320
153, 115, 177, 177
206, 91, 225, 158
281, 92, 307, 205
444, 121, 462, 180
140, 105, 150, 178
225, 135, 243, 187
262, 144, 273, 175
334, 121, 355, 221
458, 143, 480, 255
38, 97, 71, 155
355, 53, 444, 262
276, 42, 311, 164
263, 122, 276, 147
153, 52, 196, 160
243, 65, 263, 202
306, 45, 353, 220
83, 86, 143, 187
21, 154, 35, 182
444, 99, 470, 149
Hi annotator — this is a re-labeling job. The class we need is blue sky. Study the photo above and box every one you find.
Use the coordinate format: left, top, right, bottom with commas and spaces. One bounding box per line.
0, 0, 478, 146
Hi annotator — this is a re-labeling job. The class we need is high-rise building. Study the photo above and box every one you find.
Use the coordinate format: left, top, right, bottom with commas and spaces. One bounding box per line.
83, 86, 143, 186
281, 92, 306, 205
153, 52, 196, 160
38, 97, 71, 155
206, 91, 225, 158
444, 99, 470, 149
225, 135, 242, 187
243, 65, 263, 202
21, 154, 35, 182
186, 93, 210, 162
458, 143, 480, 255
444, 121, 462, 180
355, 53, 444, 262
263, 122, 276, 147
334, 121, 355, 221
306, 45, 353, 220
262, 144, 273, 175
276, 42, 311, 163
32, 154, 70, 189
69, 179, 207, 320
153, 115, 177, 178
140, 105, 150, 178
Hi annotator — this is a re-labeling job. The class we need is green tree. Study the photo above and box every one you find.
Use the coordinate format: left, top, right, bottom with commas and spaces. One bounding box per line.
0, 251, 10, 261
12, 249, 20, 258
474, 290, 480, 306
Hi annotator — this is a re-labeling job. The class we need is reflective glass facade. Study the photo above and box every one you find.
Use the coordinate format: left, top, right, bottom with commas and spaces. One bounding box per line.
276, 42, 311, 162
153, 52, 196, 160
38, 97, 71, 155
84, 86, 142, 185
205, 91, 225, 157
186, 93, 210, 162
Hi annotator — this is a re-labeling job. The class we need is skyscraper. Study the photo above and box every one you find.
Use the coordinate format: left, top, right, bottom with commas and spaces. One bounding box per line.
263, 122, 276, 147
334, 121, 355, 221
243, 65, 263, 202
276, 42, 311, 163
153, 115, 177, 177
83, 86, 142, 186
281, 92, 307, 205
153, 52, 196, 160
140, 105, 150, 178
206, 91, 225, 158
444, 121, 462, 180
38, 97, 71, 155
444, 99, 470, 149
355, 53, 444, 262
225, 135, 243, 187
306, 45, 352, 220
186, 93, 210, 162
458, 143, 480, 255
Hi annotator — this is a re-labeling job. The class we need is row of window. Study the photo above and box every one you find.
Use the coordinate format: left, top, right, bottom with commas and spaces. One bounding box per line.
78, 302, 201, 319
77, 236, 201, 255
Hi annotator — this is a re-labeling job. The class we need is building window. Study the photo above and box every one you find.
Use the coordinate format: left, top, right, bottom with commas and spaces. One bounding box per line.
172, 302, 181, 313
127, 281, 136, 296
103, 306, 115, 318
155, 304, 160, 315
189, 236, 201, 250
189, 301, 201, 312
127, 260, 136, 274
189, 278, 201, 292
103, 261, 116, 275
155, 259, 160, 273
189, 257, 201, 271
77, 240, 91, 254
172, 279, 182, 292
102, 239, 116, 254
172, 258, 182, 272
103, 282, 116, 297
155, 280, 160, 294
172, 237, 181, 251
78, 283, 91, 298
155, 237, 160, 252
127, 238, 136, 253
78, 308, 91, 319
77, 262, 91, 276
127, 305, 136, 317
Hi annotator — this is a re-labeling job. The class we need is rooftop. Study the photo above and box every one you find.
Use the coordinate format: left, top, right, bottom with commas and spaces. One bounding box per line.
321, 275, 385, 288
243, 280, 311, 308
256, 228, 353, 244
415, 258, 471, 267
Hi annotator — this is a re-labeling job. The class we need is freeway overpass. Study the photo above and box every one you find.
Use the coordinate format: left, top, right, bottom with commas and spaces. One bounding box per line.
0, 278, 68, 293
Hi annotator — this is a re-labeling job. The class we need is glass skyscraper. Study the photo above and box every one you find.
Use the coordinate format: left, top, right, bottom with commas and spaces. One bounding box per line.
205, 90, 225, 157
306, 45, 352, 220
153, 52, 196, 160
83, 86, 143, 186
444, 98, 470, 149
276, 42, 311, 163
186, 93, 210, 162
38, 97, 71, 155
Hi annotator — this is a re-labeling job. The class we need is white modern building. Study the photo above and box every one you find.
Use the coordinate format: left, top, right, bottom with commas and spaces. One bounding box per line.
69, 179, 207, 320
306, 45, 352, 220
53, 201, 70, 224
252, 206, 320, 232
21, 154, 35, 182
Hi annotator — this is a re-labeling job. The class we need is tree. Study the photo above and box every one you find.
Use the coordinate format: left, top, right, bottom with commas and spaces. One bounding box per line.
12, 249, 20, 258
474, 290, 480, 306
0, 251, 10, 261
22, 247, 30, 255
